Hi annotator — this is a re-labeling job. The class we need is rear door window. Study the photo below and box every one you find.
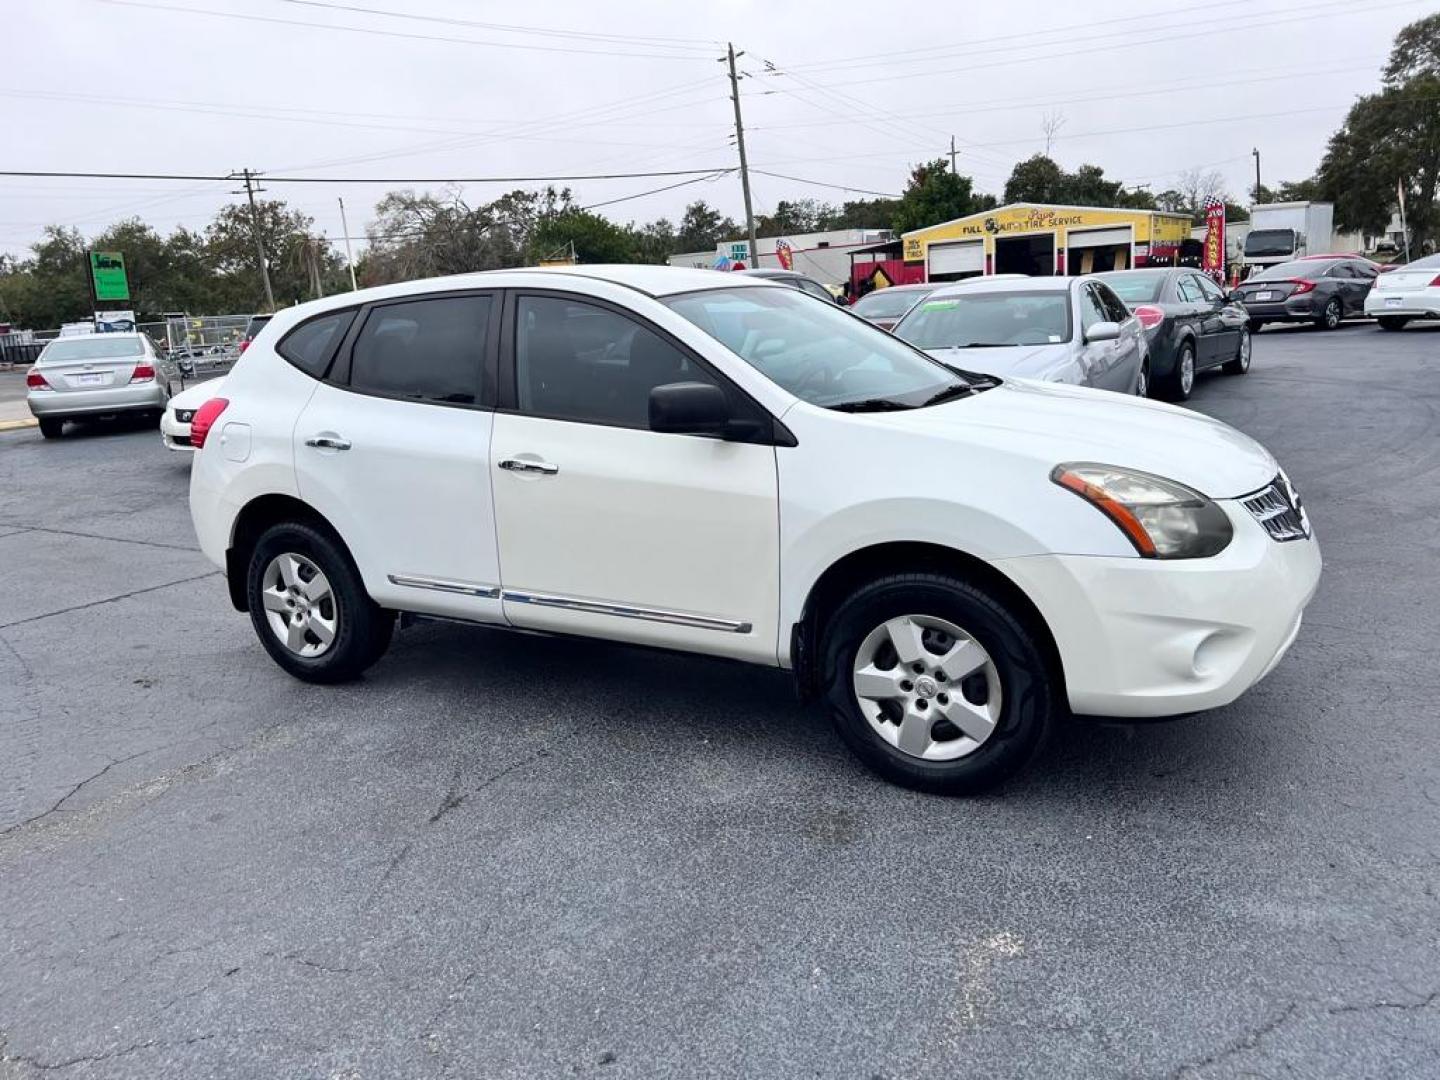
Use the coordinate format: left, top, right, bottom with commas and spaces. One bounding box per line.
348, 295, 491, 406
1192, 275, 1225, 303
277, 310, 356, 378
1094, 282, 1131, 323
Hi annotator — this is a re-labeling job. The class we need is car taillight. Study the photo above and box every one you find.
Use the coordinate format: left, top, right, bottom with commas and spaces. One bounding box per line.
189, 397, 230, 449
1290, 279, 1317, 295
130, 363, 155, 384
1133, 304, 1165, 331
1430, 274, 1440, 287
25, 368, 50, 389
238, 339, 251, 354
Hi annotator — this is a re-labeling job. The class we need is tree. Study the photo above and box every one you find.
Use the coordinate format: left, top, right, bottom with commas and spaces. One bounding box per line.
628, 218, 677, 264
206, 200, 341, 309
1004, 155, 1066, 204
1318, 14, 1440, 244
675, 201, 738, 253
1003, 155, 1152, 210
528, 209, 638, 264
892, 159, 994, 235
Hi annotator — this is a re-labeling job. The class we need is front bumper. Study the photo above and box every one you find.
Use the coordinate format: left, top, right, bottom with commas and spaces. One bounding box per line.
28, 382, 166, 418
1365, 291, 1440, 318
996, 502, 1321, 718
160, 408, 193, 451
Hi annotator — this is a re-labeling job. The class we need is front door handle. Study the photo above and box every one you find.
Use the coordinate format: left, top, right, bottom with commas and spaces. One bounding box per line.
499, 457, 559, 476
305, 435, 351, 451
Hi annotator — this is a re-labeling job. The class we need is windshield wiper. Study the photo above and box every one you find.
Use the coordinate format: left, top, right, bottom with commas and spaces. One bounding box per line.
921, 382, 978, 407
829, 397, 915, 413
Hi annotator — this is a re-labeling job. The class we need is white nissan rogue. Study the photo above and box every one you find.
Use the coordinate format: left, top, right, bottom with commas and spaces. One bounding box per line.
188, 265, 1320, 794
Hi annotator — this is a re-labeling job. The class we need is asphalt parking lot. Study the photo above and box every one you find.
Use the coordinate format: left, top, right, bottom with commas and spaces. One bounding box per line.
1, 321, 1438, 1079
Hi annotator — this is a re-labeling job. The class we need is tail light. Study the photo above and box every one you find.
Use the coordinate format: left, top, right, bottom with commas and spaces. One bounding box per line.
1430, 274, 1440, 287
1290, 279, 1317, 295
130, 363, 155, 384
25, 368, 51, 390
238, 339, 251, 354
1133, 304, 1165, 331
189, 397, 230, 449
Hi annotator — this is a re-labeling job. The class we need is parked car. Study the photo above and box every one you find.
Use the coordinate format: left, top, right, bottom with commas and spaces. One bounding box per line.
25, 332, 168, 439
161, 376, 226, 450
239, 313, 272, 354
737, 268, 845, 304
1230, 256, 1377, 331
850, 284, 940, 331
1095, 268, 1251, 402
188, 265, 1320, 795
891, 276, 1147, 395
1363, 252, 1440, 330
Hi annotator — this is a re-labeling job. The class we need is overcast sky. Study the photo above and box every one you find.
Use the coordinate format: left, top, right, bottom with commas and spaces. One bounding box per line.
2, 0, 1430, 259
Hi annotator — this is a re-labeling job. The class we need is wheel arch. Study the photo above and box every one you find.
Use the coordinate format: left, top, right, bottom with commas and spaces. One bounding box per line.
224, 494, 354, 612
790, 540, 1066, 705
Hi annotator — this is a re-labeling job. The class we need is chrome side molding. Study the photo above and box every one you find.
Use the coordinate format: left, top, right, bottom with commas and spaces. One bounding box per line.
503, 590, 751, 634
387, 574, 501, 599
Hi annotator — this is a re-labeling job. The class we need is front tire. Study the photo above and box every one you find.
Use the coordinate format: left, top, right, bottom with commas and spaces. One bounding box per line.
245, 521, 393, 684
1316, 298, 1342, 330
1135, 358, 1150, 398
1223, 327, 1251, 375
1377, 316, 1410, 332
37, 417, 63, 439
1159, 341, 1196, 402
822, 573, 1056, 795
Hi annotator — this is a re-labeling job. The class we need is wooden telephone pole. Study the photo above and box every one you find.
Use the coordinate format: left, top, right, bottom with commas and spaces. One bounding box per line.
725, 43, 759, 266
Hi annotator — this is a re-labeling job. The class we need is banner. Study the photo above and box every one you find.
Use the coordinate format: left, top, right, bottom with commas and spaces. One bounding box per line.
1201, 198, 1226, 279
94, 310, 137, 333
775, 239, 794, 270
88, 251, 130, 301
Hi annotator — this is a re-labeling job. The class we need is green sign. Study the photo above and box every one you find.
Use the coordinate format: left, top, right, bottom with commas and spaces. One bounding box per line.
88, 251, 130, 301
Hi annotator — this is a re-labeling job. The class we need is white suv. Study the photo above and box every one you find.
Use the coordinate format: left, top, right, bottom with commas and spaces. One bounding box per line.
188, 266, 1321, 794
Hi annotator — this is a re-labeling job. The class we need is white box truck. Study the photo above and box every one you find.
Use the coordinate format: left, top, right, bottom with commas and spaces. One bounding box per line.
1242, 202, 1335, 270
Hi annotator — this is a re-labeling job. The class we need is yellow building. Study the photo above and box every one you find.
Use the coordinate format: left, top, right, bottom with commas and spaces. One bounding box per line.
901, 203, 1194, 282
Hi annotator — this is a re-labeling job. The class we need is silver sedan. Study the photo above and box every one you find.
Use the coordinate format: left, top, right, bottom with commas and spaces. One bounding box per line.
891, 275, 1149, 395
25, 333, 169, 439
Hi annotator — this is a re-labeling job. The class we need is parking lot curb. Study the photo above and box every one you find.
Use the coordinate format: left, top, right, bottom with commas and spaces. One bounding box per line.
0, 418, 38, 432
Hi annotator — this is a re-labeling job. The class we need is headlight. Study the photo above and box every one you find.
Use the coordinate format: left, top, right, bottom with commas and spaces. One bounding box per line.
1051, 463, 1233, 559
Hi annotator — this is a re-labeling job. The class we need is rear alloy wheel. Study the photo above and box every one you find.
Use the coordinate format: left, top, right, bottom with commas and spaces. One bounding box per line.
246, 521, 393, 683
37, 417, 63, 439
1377, 316, 1410, 332
1135, 358, 1150, 398
823, 573, 1055, 795
1317, 298, 1342, 330
1223, 327, 1252, 375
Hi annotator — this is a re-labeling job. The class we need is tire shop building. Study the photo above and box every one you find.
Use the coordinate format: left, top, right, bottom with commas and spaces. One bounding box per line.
898, 203, 1195, 283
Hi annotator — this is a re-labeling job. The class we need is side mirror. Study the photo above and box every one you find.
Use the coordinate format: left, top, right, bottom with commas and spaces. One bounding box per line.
1084, 320, 1121, 344
650, 381, 731, 437
834, 293, 850, 306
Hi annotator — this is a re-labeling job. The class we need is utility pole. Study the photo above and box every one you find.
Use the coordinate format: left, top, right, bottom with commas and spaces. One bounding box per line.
949, 135, 959, 174
337, 197, 359, 291
1252, 147, 1262, 204
234, 169, 275, 312
725, 43, 758, 267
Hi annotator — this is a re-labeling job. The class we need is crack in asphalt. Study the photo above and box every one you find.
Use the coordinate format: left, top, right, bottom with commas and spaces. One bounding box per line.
0, 522, 200, 553
427, 749, 551, 826
0, 570, 222, 630
0, 749, 154, 836
0, 1027, 323, 1072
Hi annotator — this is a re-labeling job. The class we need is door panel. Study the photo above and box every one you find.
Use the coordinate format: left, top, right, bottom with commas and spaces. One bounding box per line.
295, 384, 503, 621
491, 415, 779, 662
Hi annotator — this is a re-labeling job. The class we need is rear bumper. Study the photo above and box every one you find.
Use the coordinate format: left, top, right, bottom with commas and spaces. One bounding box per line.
1364, 291, 1440, 318
1242, 299, 1321, 322
996, 503, 1322, 718
28, 383, 166, 418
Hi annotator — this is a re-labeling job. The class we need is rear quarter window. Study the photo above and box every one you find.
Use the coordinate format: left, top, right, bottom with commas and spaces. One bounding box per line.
276, 310, 357, 378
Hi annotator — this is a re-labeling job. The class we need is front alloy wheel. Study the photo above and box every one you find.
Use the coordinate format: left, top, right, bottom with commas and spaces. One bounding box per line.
1223, 327, 1251, 375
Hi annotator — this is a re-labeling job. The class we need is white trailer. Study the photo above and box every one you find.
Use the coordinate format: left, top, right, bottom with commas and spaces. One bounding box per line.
1242, 202, 1335, 269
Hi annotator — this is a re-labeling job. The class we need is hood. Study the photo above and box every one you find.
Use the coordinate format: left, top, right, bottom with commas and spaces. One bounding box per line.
169, 376, 227, 409
876, 377, 1277, 498
924, 343, 1075, 382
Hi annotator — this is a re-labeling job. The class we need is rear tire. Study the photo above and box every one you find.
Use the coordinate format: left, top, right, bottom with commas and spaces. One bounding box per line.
1223, 327, 1252, 375
1159, 341, 1196, 402
1246, 319, 1264, 334
1377, 316, 1410, 332
245, 521, 393, 684
37, 417, 63, 439
1316, 298, 1342, 330
822, 572, 1056, 795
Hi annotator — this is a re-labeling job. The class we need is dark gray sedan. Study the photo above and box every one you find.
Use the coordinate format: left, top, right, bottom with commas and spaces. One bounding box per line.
1095, 268, 1251, 401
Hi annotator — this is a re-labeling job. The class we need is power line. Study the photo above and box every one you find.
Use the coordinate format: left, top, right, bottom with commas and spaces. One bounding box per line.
580, 171, 733, 211
0, 167, 740, 184
749, 170, 900, 199
96, 0, 713, 60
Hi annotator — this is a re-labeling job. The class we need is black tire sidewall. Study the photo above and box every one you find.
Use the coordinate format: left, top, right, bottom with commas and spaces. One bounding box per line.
1223, 328, 1251, 374
1319, 299, 1341, 329
822, 574, 1055, 795
38, 418, 62, 439
1163, 342, 1195, 401
245, 522, 386, 683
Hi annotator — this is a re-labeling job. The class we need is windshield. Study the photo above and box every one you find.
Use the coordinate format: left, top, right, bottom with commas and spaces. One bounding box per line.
1095, 271, 1167, 304
39, 336, 145, 363
664, 286, 964, 409
852, 288, 931, 319
1252, 260, 1332, 282
895, 291, 1072, 349
1245, 229, 1297, 257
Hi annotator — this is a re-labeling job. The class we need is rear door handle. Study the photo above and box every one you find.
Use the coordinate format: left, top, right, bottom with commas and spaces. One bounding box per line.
305, 435, 351, 451
499, 458, 559, 476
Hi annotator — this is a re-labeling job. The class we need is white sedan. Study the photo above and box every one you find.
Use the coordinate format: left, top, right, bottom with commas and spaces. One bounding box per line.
188, 265, 1319, 795
161, 377, 226, 450
1365, 252, 1440, 330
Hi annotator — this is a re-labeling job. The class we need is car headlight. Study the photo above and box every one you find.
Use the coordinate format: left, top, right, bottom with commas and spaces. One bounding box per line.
1051, 463, 1233, 559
